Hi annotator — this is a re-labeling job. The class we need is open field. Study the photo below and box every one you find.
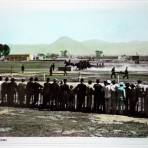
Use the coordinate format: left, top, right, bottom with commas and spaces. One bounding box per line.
0, 61, 148, 84
0, 107, 148, 137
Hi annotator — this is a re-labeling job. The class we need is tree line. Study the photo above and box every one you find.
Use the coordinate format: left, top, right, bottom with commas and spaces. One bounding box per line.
0, 44, 10, 58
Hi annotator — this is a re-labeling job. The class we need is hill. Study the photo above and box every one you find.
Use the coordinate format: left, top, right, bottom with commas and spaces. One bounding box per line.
9, 37, 148, 56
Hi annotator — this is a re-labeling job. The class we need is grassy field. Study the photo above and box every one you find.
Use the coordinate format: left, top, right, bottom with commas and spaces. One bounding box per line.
0, 107, 148, 137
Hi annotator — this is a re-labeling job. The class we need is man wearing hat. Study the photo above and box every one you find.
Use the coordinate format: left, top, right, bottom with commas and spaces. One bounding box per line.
7, 78, 18, 106
50, 78, 60, 110
117, 82, 126, 114
75, 78, 86, 111
93, 79, 103, 113
135, 80, 144, 112
32, 77, 43, 107
60, 79, 70, 110
1, 77, 9, 105
18, 78, 26, 106
26, 77, 34, 107
42, 78, 51, 108
104, 80, 112, 114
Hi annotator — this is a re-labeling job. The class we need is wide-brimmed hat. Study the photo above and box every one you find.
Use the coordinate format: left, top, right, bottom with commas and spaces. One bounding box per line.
107, 80, 111, 84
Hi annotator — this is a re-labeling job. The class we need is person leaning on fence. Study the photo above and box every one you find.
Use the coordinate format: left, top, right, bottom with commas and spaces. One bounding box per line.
42, 78, 51, 108
1, 77, 9, 105
86, 80, 94, 112
26, 77, 34, 107
75, 78, 86, 111
93, 79, 103, 113
135, 80, 144, 112
111, 80, 118, 114
7, 78, 18, 106
68, 85, 75, 111
17, 79, 26, 106
125, 83, 131, 114
60, 79, 70, 110
117, 82, 126, 114
50, 78, 60, 110
0, 76, 3, 104
129, 83, 137, 115
104, 80, 112, 114
32, 77, 43, 107
144, 88, 148, 117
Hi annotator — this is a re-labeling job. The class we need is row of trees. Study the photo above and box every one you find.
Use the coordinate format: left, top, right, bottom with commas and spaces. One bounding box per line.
46, 50, 103, 59
0, 44, 10, 58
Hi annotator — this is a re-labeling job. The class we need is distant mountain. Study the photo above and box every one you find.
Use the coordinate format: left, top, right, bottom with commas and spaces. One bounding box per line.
9, 37, 148, 56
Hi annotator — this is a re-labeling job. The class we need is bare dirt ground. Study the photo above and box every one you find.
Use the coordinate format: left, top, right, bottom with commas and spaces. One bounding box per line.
0, 107, 148, 137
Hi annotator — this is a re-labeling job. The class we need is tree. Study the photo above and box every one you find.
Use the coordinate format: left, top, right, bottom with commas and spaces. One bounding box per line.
0, 44, 10, 57
60, 50, 68, 58
95, 50, 103, 59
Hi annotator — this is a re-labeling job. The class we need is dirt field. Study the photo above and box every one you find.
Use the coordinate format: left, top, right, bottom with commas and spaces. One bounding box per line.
0, 107, 148, 137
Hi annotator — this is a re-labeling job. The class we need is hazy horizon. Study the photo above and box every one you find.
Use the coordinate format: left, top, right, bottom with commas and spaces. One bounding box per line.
1, 0, 148, 44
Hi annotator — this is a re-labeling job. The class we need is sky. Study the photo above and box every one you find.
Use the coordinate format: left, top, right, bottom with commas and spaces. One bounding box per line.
0, 0, 148, 44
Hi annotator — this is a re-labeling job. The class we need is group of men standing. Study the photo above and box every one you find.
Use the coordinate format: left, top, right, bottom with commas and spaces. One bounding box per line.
0, 76, 147, 116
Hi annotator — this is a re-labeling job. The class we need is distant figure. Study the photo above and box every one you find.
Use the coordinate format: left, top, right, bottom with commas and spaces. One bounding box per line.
52, 63, 55, 71
123, 67, 129, 79
111, 67, 116, 79
64, 66, 67, 76
18, 79, 26, 106
21, 64, 25, 73
49, 65, 53, 76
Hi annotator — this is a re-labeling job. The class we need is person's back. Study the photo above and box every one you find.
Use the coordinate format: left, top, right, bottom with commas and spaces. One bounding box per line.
117, 83, 126, 113
60, 80, 70, 110
1, 77, 9, 105
104, 80, 112, 113
50, 79, 60, 109
86, 80, 94, 112
26, 77, 34, 106
77, 83, 86, 96
104, 84, 111, 99
135, 80, 144, 112
75, 79, 86, 111
93, 79, 103, 112
129, 84, 137, 115
18, 79, 26, 106
8, 78, 18, 105
111, 81, 118, 113
32, 78, 43, 106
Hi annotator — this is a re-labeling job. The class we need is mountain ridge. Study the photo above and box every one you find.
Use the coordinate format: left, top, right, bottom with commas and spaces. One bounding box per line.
9, 37, 148, 56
